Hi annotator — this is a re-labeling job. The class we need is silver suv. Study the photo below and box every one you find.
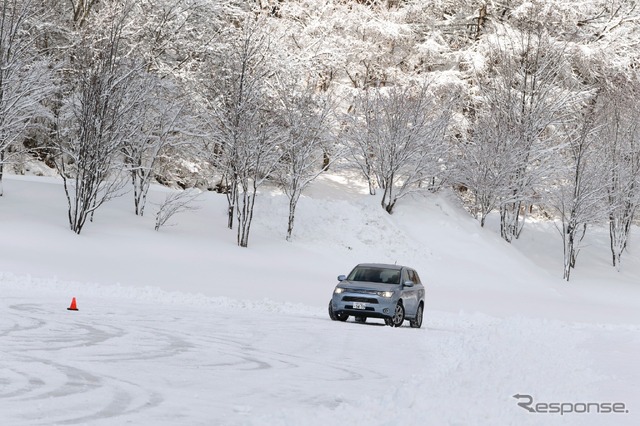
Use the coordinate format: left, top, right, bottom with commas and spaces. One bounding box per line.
328, 263, 425, 328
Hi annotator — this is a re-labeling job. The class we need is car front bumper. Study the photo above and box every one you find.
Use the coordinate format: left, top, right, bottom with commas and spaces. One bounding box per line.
331, 292, 397, 318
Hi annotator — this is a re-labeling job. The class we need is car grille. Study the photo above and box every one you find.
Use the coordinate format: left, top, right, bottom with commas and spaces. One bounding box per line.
342, 296, 378, 304
349, 288, 379, 295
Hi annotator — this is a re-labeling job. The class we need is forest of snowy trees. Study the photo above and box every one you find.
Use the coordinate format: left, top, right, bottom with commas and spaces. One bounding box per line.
1, 0, 640, 280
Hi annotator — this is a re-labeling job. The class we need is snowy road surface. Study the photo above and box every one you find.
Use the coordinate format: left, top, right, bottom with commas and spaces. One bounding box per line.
1, 175, 639, 425
2, 277, 638, 426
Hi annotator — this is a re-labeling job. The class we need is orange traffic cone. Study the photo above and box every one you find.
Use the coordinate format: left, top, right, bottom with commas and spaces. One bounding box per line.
67, 297, 78, 311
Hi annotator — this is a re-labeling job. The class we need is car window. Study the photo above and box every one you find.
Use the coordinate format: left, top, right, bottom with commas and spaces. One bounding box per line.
348, 267, 378, 282
407, 269, 420, 284
380, 269, 400, 284
347, 267, 400, 284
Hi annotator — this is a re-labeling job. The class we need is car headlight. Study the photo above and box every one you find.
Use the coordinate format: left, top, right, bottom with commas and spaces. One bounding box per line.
377, 291, 394, 298
334, 287, 345, 294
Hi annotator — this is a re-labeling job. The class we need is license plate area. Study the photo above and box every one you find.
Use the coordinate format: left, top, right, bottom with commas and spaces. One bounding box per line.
353, 302, 366, 310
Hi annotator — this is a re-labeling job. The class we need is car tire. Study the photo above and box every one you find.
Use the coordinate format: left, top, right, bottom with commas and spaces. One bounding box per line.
410, 304, 423, 329
355, 316, 367, 324
328, 301, 348, 322
389, 302, 405, 327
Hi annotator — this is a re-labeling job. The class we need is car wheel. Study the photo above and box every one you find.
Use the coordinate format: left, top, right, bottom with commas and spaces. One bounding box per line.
389, 302, 405, 327
410, 304, 423, 329
328, 300, 337, 320
328, 301, 348, 322
355, 316, 367, 323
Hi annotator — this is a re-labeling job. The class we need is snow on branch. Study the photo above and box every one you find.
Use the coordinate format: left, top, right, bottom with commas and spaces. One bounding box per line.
154, 189, 201, 231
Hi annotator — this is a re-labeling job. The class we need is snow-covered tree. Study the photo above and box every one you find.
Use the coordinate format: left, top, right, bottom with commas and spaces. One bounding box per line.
271, 73, 336, 241
271, 0, 420, 99
68, 0, 99, 27
121, 77, 200, 216
154, 188, 201, 231
344, 81, 451, 213
549, 91, 608, 281
460, 23, 578, 241
0, 0, 52, 195
599, 79, 640, 268
53, 3, 148, 234
205, 17, 284, 247
128, 0, 243, 77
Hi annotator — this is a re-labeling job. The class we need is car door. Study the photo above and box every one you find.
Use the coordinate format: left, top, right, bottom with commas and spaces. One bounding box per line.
401, 268, 418, 314
412, 270, 425, 307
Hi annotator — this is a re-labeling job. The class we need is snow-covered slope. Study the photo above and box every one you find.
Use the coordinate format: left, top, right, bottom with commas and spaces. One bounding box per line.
1, 173, 638, 425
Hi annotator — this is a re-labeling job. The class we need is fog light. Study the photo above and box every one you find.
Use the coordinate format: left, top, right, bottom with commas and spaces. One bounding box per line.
383, 308, 389, 314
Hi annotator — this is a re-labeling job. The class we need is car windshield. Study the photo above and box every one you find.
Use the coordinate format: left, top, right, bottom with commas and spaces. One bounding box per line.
347, 267, 400, 284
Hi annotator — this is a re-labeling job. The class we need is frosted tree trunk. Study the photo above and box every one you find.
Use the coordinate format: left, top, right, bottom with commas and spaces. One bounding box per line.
562, 221, 587, 281
236, 181, 257, 248
286, 194, 297, 242
227, 177, 237, 230
609, 213, 633, 268
0, 151, 3, 196
499, 201, 525, 243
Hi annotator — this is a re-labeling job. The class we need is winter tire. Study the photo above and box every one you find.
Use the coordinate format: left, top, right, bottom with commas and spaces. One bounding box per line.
410, 304, 423, 329
328, 301, 348, 322
389, 302, 405, 327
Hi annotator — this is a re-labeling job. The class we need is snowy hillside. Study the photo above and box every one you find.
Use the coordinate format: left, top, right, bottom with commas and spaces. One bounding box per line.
1, 173, 639, 425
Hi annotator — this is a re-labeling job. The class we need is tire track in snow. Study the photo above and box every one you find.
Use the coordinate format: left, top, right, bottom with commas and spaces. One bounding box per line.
6, 304, 125, 351
178, 314, 386, 382
1, 304, 47, 338
1, 302, 166, 424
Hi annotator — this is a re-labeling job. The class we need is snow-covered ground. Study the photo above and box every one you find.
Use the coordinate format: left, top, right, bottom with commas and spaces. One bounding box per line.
1, 173, 639, 425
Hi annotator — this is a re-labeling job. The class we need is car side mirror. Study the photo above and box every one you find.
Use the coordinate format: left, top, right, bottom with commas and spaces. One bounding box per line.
337, 275, 346, 281
403, 280, 415, 287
